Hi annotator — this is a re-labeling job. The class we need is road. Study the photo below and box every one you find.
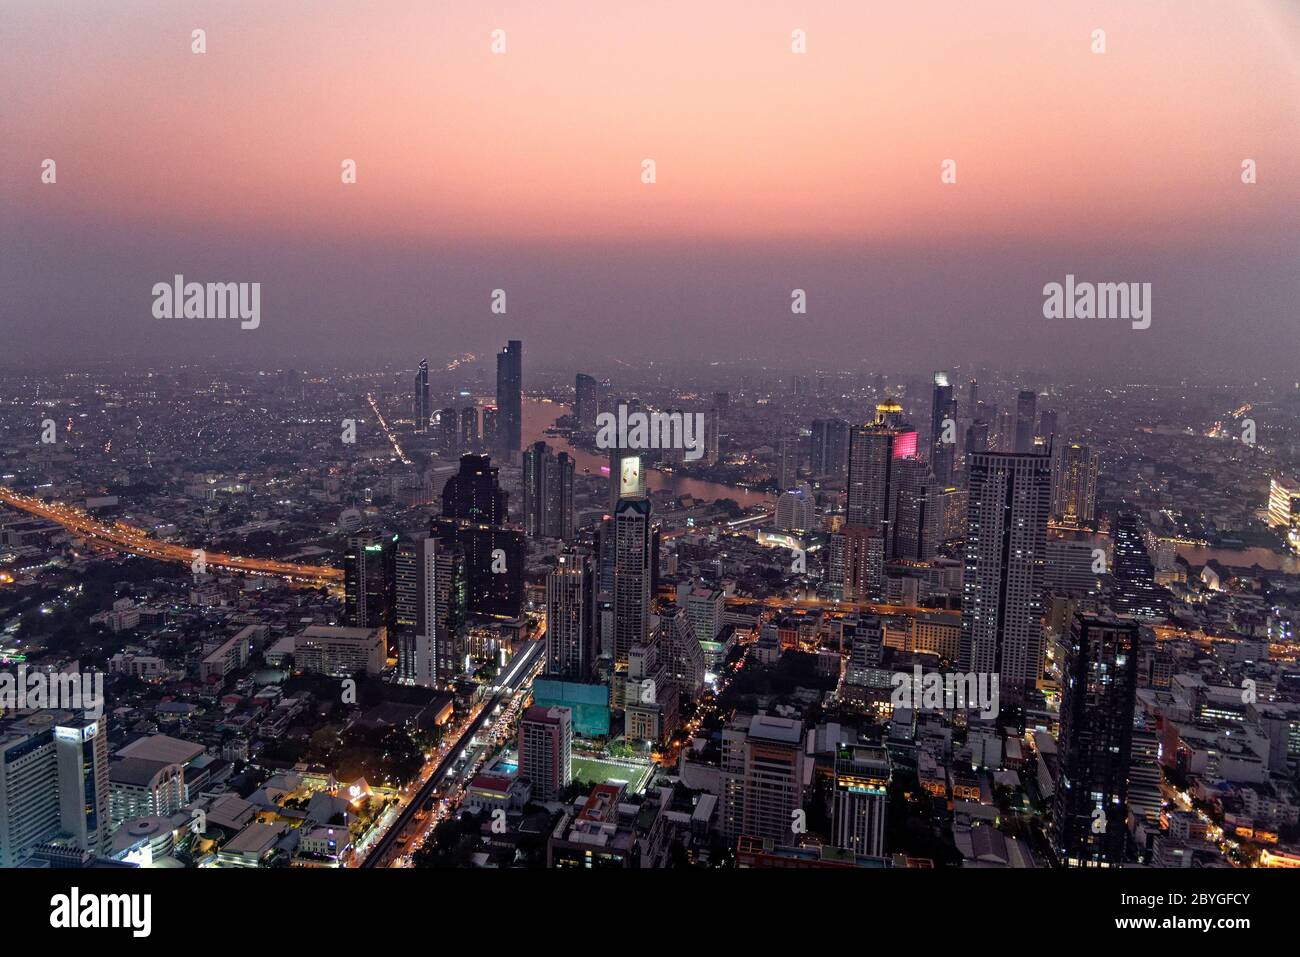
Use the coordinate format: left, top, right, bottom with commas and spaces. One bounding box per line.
0, 487, 343, 589
358, 637, 545, 868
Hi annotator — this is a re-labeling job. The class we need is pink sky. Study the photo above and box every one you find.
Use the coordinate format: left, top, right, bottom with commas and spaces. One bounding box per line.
4, 0, 1299, 244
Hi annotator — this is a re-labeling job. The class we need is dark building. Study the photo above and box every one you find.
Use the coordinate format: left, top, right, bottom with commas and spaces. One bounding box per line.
459, 406, 479, 450
415, 359, 430, 433
344, 532, 389, 629
1110, 512, 1165, 621
1014, 390, 1038, 453
929, 372, 956, 486
546, 549, 597, 680
575, 373, 599, 430
1051, 612, 1140, 867
810, 418, 850, 478
612, 497, 652, 668
846, 402, 918, 558
438, 407, 458, 456
522, 441, 575, 540
434, 454, 522, 619
392, 535, 420, 681
495, 340, 522, 460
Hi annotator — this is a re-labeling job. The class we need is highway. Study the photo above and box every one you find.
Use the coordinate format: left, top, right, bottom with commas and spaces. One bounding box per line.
358, 637, 545, 868
0, 487, 343, 589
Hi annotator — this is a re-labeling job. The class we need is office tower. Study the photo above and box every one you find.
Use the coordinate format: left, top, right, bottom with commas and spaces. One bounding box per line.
1014, 390, 1037, 453
612, 498, 652, 667
655, 603, 707, 704
965, 420, 990, 457
434, 454, 522, 619
703, 406, 721, 465
575, 373, 599, 430
459, 406, 479, 449
810, 418, 850, 478
0, 711, 110, 867
968, 377, 979, 417
829, 525, 884, 601
523, 441, 575, 540
1052, 443, 1100, 525
1268, 477, 1300, 553
413, 536, 466, 686
777, 436, 798, 491
889, 457, 930, 560
1051, 612, 1140, 867
1037, 408, 1058, 448
438, 407, 458, 456
392, 536, 420, 683
546, 549, 596, 680
720, 713, 806, 841
930, 372, 956, 486
415, 358, 430, 433
609, 446, 646, 512
1110, 512, 1165, 621
676, 582, 724, 644
775, 484, 815, 533
625, 636, 681, 743
495, 340, 522, 460
518, 706, 572, 802
481, 407, 498, 448
344, 532, 389, 628
847, 403, 918, 547
959, 451, 1052, 696
832, 744, 891, 857
844, 616, 884, 683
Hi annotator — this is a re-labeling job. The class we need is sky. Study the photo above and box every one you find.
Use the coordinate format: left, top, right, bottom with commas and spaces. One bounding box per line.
1, 0, 1298, 375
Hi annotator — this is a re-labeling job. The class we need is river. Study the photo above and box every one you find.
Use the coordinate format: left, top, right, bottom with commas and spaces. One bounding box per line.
521, 398, 774, 508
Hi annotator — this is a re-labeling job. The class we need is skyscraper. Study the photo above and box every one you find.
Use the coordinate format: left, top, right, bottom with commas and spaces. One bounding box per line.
523, 441, 575, 540
392, 535, 420, 683
959, 451, 1052, 696
434, 454, 522, 619
1051, 612, 1139, 867
413, 535, 466, 686
519, 706, 572, 802
459, 406, 479, 450
847, 403, 919, 559
1014, 390, 1038, 453
777, 435, 799, 491
810, 418, 850, 478
546, 549, 596, 680
1110, 512, 1165, 621
415, 358, 430, 433
612, 497, 652, 668
832, 744, 891, 857
344, 532, 390, 629
495, 340, 522, 461
1051, 443, 1100, 525
720, 713, 806, 842
930, 371, 956, 486
574, 373, 599, 431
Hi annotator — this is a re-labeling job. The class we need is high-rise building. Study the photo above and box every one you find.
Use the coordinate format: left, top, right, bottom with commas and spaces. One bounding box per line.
438, 407, 458, 456
518, 705, 572, 801
392, 535, 420, 683
1037, 408, 1058, 449
415, 358, 430, 433
846, 403, 918, 549
522, 441, 575, 540
575, 373, 599, 430
676, 583, 724, 644
810, 418, 850, 478
777, 436, 799, 491
1052, 443, 1100, 525
434, 454, 522, 619
832, 744, 890, 857
609, 446, 646, 512
495, 340, 522, 460
829, 525, 884, 601
413, 536, 467, 686
1051, 612, 1140, 867
344, 532, 389, 629
459, 406, 479, 449
959, 451, 1052, 696
612, 498, 652, 668
546, 549, 596, 680
775, 483, 815, 533
889, 457, 930, 560
1014, 390, 1038, 453
720, 713, 806, 841
0, 711, 110, 867
1268, 477, 1300, 553
1110, 512, 1165, 621
930, 372, 956, 486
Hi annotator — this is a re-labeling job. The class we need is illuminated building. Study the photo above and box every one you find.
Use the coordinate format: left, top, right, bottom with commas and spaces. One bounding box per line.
414, 536, 466, 686
1111, 512, 1165, 621
523, 441, 575, 540
495, 339, 522, 461
1014, 390, 1037, 453
1051, 443, 1100, 525
810, 418, 850, 478
775, 483, 815, 533
1051, 613, 1139, 867
929, 371, 956, 486
546, 549, 596, 680
832, 745, 891, 856
612, 498, 652, 668
434, 454, 523, 619
721, 713, 806, 842
518, 705, 572, 802
414, 358, 429, 433
846, 402, 918, 557
1268, 477, 1300, 553
343, 532, 389, 629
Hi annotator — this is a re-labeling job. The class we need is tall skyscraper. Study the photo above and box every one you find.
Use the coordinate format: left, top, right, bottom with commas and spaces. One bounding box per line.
523, 441, 575, 540
519, 705, 572, 802
413, 535, 466, 686
959, 451, 1052, 696
1051, 612, 1139, 867
1110, 512, 1165, 621
777, 435, 799, 491
775, 484, 815, 533
930, 372, 956, 486
546, 549, 596, 680
832, 744, 891, 857
459, 406, 479, 449
0, 711, 110, 867
1014, 390, 1038, 453
344, 532, 390, 629
720, 713, 806, 841
392, 535, 420, 683
495, 340, 522, 461
438, 407, 458, 456
889, 456, 930, 560
810, 418, 850, 478
434, 454, 522, 619
574, 373, 599, 430
414, 358, 430, 433
1051, 443, 1100, 525
612, 497, 652, 668
829, 525, 884, 601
